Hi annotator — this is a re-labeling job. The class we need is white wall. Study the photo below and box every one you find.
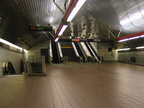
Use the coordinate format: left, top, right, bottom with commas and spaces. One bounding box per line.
0, 47, 23, 76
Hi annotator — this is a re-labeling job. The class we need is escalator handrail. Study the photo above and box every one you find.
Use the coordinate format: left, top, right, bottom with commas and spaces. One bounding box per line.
86, 42, 99, 61
71, 42, 80, 57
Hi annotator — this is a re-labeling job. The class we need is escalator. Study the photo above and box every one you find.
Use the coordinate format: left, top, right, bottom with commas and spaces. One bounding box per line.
88, 42, 99, 61
51, 40, 61, 63
79, 42, 92, 63
74, 42, 86, 63
60, 42, 77, 63
84, 42, 99, 62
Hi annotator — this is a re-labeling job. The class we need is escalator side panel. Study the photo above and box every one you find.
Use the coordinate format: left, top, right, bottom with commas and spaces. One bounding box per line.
86, 42, 99, 61
79, 42, 92, 57
88, 42, 99, 61
74, 42, 83, 56
78, 42, 88, 63
51, 40, 61, 63
84, 42, 94, 56
89, 42, 99, 56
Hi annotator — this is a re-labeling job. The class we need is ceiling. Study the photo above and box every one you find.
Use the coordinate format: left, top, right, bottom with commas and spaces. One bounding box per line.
0, 0, 66, 49
1, 0, 144, 49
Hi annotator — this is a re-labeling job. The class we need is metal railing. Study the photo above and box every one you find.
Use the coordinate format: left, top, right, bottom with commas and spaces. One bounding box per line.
25, 55, 46, 76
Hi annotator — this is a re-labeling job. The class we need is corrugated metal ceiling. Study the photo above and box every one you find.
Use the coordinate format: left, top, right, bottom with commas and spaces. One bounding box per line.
1, 0, 144, 49
0, 0, 66, 49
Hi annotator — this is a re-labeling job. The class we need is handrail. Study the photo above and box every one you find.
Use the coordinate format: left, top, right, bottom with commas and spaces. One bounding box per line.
71, 42, 80, 57
25, 55, 46, 76
78, 42, 88, 63
58, 42, 63, 57
79, 42, 92, 57
86, 42, 99, 61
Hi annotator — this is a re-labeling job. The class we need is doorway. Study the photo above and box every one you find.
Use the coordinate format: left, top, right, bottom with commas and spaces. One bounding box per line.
40, 49, 49, 63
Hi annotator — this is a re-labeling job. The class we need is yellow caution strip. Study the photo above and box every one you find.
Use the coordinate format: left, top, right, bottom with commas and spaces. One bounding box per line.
61, 46, 73, 48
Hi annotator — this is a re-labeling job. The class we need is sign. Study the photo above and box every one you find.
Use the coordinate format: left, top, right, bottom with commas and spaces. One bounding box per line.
57, 39, 113, 42
29, 26, 53, 31
73, 38, 80, 42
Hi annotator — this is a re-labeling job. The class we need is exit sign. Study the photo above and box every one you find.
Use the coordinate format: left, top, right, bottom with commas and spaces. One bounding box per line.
73, 38, 80, 42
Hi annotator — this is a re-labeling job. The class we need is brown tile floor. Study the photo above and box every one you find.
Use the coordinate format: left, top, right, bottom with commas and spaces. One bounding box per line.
0, 62, 144, 108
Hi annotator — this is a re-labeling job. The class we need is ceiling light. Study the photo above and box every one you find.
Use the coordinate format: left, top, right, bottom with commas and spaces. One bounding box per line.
24, 49, 28, 52
140, 35, 144, 37
128, 36, 140, 40
118, 39, 129, 42
67, 0, 86, 22
0, 38, 27, 52
136, 46, 144, 49
55, 37, 59, 42
58, 25, 68, 36
117, 48, 130, 51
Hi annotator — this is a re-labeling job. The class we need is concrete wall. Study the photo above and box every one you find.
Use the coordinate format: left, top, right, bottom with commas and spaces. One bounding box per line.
97, 42, 117, 61
0, 47, 23, 76
118, 50, 144, 64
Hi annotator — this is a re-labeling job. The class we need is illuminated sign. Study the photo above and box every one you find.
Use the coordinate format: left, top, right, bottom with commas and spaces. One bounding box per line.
29, 26, 53, 31
57, 39, 112, 42
73, 38, 80, 42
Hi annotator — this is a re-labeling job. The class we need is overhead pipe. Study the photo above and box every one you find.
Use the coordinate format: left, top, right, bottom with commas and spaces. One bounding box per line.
54, 0, 78, 40
117, 31, 144, 42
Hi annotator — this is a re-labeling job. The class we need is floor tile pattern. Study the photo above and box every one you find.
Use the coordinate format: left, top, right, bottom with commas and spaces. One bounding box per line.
0, 63, 144, 108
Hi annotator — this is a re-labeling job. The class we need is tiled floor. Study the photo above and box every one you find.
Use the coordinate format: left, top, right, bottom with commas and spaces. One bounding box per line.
0, 62, 144, 108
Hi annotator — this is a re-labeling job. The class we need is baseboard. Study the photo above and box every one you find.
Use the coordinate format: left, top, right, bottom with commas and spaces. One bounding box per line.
119, 61, 144, 66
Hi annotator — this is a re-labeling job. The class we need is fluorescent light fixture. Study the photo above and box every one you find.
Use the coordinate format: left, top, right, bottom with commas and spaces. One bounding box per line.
118, 39, 129, 42
24, 49, 28, 52
0, 38, 27, 52
129, 36, 140, 40
67, 0, 86, 22
118, 35, 142, 42
140, 35, 144, 37
117, 48, 130, 51
55, 37, 59, 42
58, 25, 68, 36
136, 46, 144, 49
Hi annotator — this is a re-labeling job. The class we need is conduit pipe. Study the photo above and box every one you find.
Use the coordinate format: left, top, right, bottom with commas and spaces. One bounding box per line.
117, 31, 144, 42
